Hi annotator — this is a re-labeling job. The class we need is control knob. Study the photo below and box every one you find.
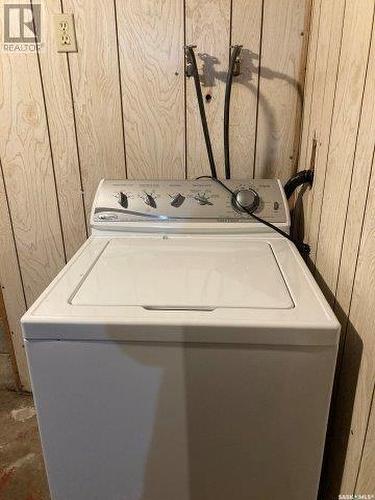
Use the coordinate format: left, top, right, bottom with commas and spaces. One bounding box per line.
144, 192, 157, 209
118, 191, 128, 209
170, 193, 185, 208
194, 193, 213, 206
232, 188, 260, 213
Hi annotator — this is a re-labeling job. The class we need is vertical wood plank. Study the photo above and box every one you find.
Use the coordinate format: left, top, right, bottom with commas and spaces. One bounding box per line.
0, 161, 29, 391
314, 0, 375, 299
35, 0, 87, 259
338, 156, 375, 492
299, 2, 375, 496
0, 6, 66, 306
116, 0, 185, 180
355, 384, 375, 494
319, 21, 375, 499
336, 28, 375, 320
255, 0, 309, 181
64, 0, 126, 215
0, 284, 20, 389
298, 0, 346, 264
186, 0, 231, 179
334, 28, 375, 320
230, 0, 262, 179
298, 0, 321, 173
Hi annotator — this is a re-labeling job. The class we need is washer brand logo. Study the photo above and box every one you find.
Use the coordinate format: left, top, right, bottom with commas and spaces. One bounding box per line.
3, 3, 43, 52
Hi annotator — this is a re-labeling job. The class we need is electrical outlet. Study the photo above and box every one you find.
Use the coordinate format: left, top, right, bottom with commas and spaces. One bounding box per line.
54, 13, 77, 53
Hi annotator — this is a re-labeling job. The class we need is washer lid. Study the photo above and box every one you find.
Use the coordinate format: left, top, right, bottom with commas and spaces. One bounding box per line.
71, 238, 293, 310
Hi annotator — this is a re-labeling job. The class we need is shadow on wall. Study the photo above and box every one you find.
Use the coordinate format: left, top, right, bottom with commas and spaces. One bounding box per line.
317, 289, 363, 500
284, 139, 363, 500
193, 50, 303, 176
292, 193, 363, 500
198, 49, 302, 100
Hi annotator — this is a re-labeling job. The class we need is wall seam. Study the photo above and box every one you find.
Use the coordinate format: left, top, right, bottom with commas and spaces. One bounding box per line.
0, 158, 27, 309
31, 0, 67, 264
344, 139, 375, 461
183, 0, 187, 179
252, 0, 265, 178
313, 0, 347, 270
300, 0, 322, 173
113, 0, 128, 179
228, 0, 233, 60
65, 54, 88, 236
60, 0, 88, 235
333, 3, 375, 302
295, 0, 316, 173
0, 286, 21, 390
333, 143, 375, 495
354, 381, 375, 492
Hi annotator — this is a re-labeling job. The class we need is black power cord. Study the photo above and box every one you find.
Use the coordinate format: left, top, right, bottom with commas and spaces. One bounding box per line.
224, 45, 242, 179
185, 45, 217, 179
196, 176, 310, 256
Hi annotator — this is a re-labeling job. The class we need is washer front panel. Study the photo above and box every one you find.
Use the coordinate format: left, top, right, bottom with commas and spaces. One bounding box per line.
91, 179, 288, 226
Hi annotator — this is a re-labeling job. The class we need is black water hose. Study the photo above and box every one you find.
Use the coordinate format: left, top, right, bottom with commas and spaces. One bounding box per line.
284, 170, 314, 199
224, 45, 242, 179
185, 45, 217, 179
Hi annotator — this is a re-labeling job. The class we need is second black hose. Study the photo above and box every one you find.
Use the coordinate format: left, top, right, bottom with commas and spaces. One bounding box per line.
224, 45, 242, 179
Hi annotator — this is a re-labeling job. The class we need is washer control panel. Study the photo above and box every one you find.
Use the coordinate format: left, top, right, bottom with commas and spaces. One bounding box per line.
91, 179, 288, 227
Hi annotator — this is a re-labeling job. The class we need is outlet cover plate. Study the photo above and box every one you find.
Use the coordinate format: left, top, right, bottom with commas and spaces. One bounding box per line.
54, 13, 78, 53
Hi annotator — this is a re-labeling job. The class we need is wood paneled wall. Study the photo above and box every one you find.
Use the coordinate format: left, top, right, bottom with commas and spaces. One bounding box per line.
2, 0, 374, 493
298, 0, 375, 495
0, 0, 311, 391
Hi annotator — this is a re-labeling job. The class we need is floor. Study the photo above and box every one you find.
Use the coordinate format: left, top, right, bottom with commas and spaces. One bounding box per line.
0, 390, 50, 500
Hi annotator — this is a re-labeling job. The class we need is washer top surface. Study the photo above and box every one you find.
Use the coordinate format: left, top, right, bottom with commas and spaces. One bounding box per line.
22, 234, 340, 346
71, 238, 293, 310
22, 177, 339, 345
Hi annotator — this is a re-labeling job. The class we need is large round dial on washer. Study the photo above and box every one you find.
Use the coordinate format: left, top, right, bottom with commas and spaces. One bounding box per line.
232, 188, 260, 213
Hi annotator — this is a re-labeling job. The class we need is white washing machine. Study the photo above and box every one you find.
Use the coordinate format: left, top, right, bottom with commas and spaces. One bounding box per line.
22, 178, 339, 500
